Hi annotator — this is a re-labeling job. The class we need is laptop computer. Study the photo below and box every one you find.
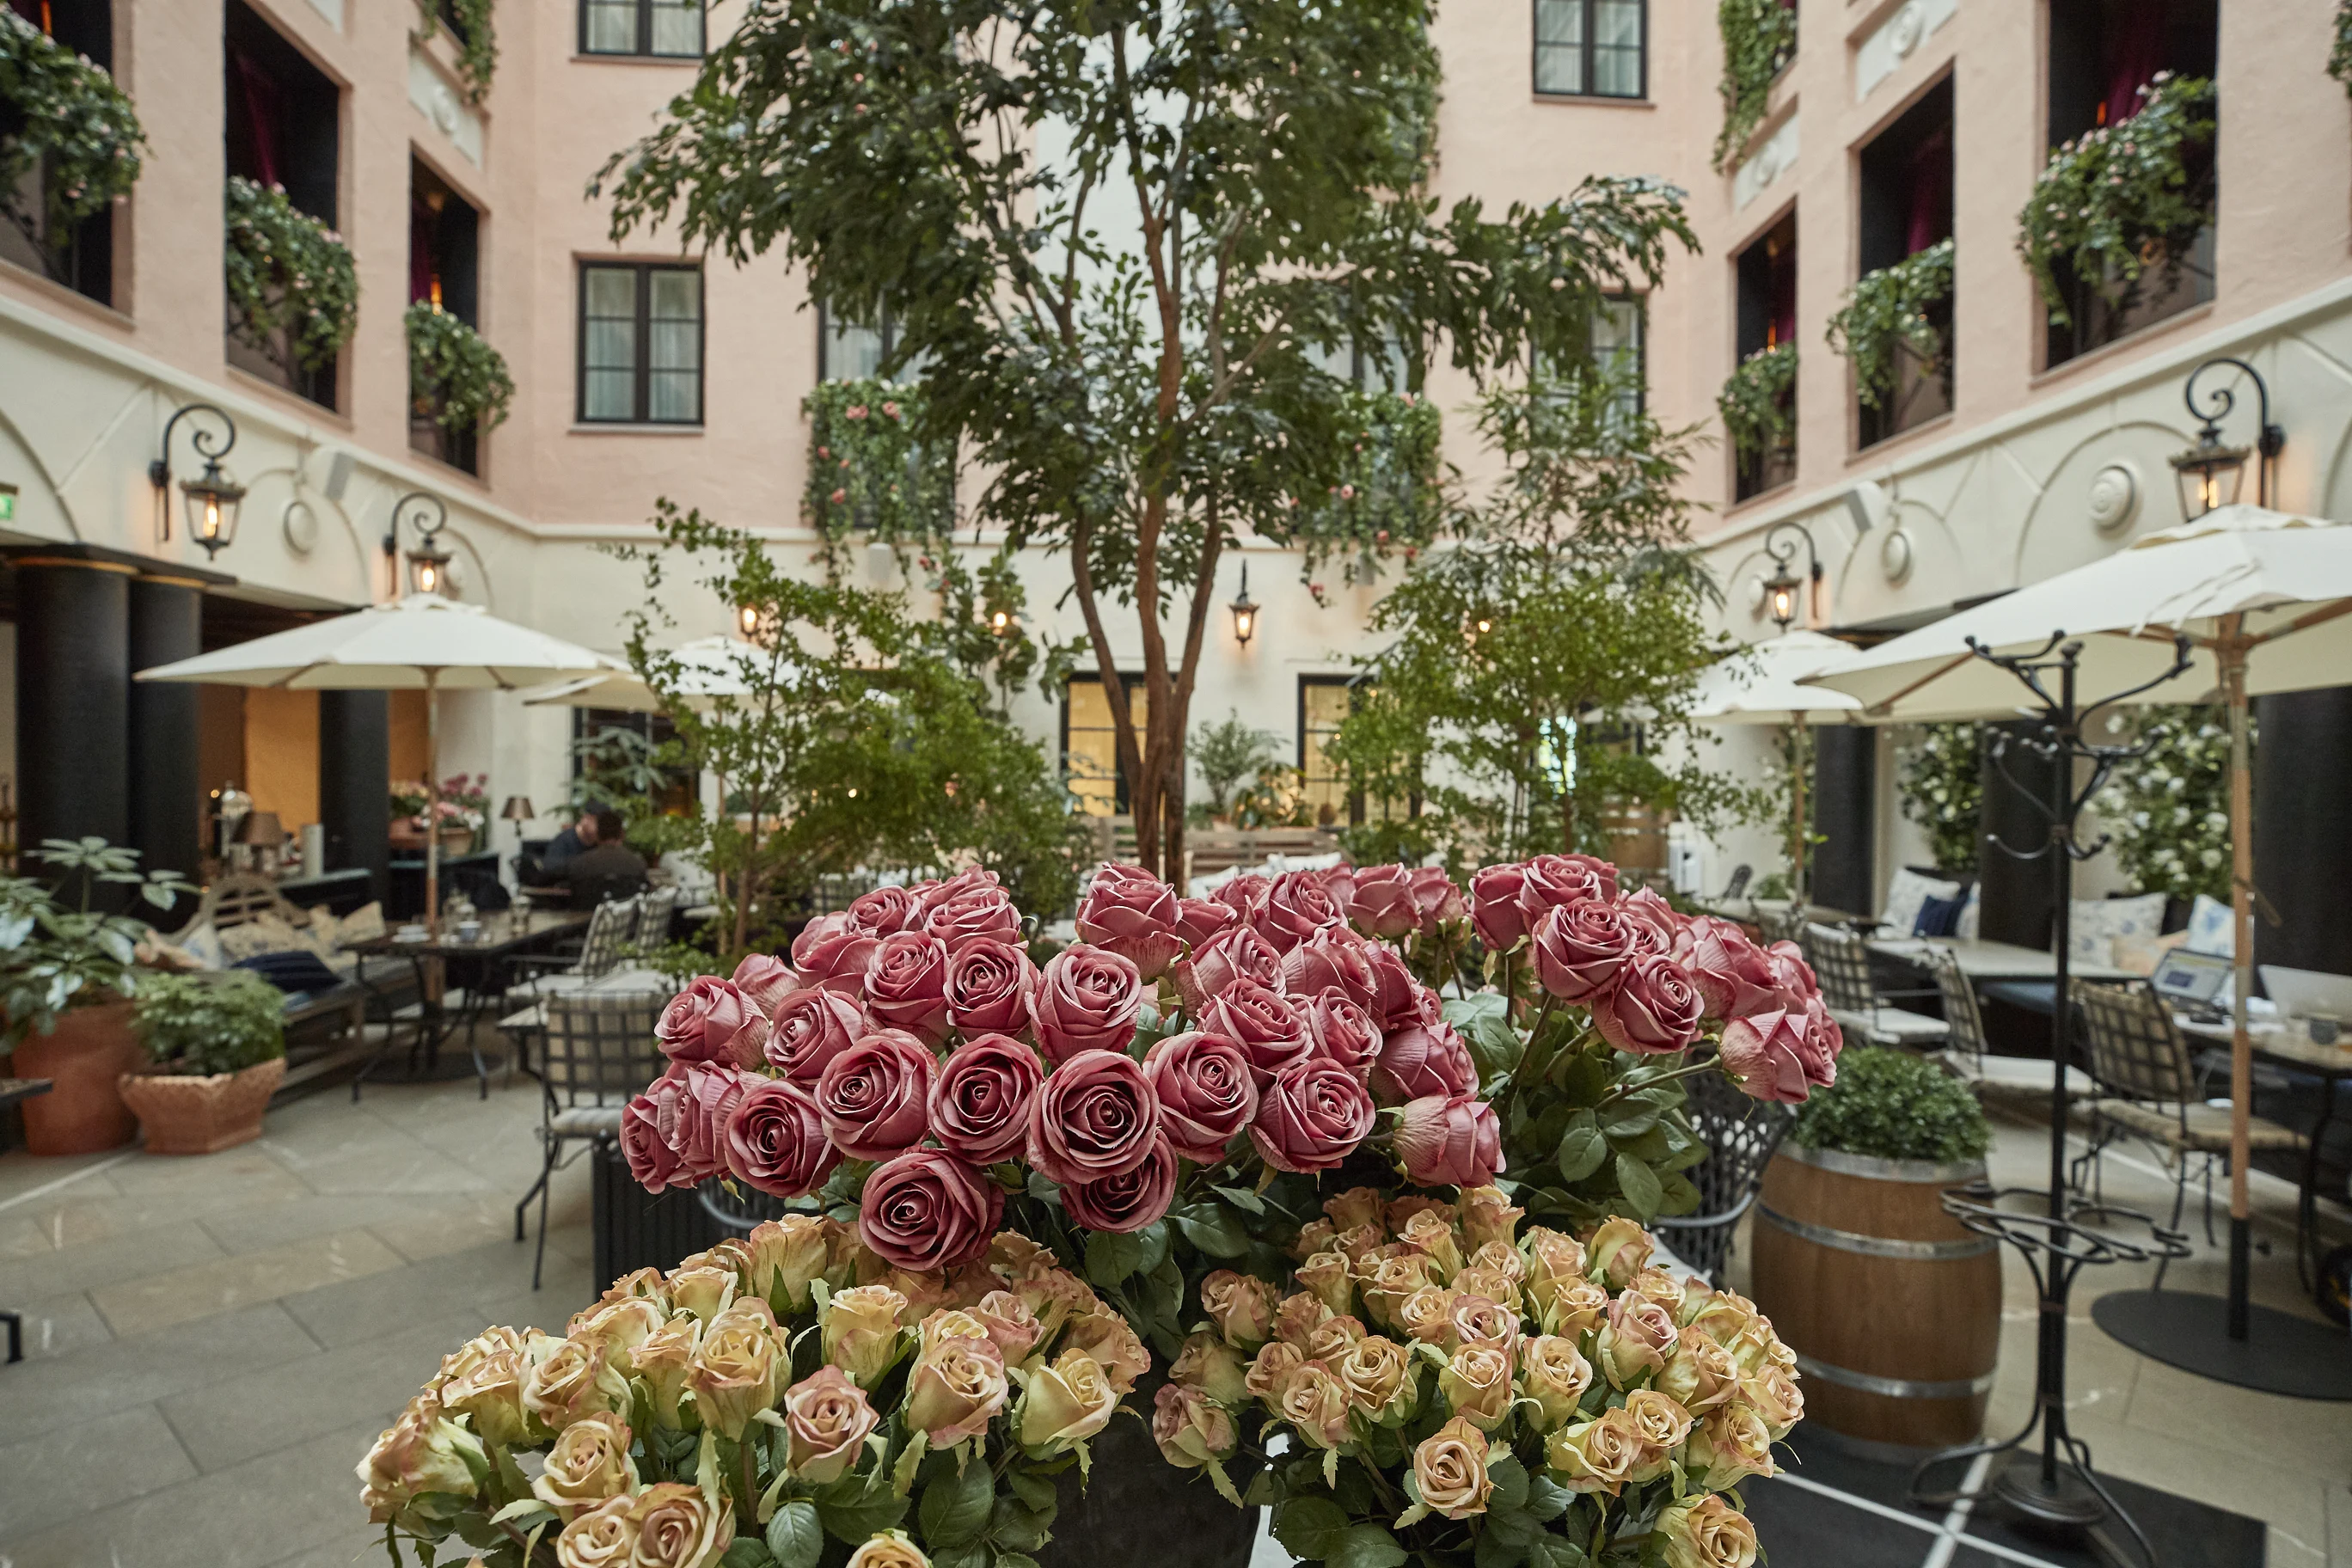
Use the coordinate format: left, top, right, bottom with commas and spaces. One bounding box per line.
2152, 947, 2233, 1017
2261, 965, 2352, 1023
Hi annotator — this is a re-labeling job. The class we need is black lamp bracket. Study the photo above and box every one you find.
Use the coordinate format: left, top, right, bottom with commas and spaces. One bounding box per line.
149, 402, 237, 490
2184, 356, 2286, 460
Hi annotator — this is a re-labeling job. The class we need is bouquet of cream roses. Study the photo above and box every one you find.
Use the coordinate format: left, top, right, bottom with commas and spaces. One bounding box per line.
358, 1216, 1147, 1568
1150, 1189, 1796, 1568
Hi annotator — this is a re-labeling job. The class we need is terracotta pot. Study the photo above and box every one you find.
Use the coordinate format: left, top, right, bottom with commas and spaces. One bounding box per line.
118, 1056, 287, 1155
8, 1001, 144, 1155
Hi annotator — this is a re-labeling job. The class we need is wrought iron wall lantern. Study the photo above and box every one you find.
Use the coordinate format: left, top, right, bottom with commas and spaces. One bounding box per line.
385, 492, 453, 597
1761, 519, 1822, 630
149, 403, 245, 556
1228, 560, 1259, 646
2170, 357, 2285, 518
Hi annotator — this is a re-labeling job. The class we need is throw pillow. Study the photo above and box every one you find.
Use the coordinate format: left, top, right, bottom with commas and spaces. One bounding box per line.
306, 906, 342, 948
217, 915, 312, 962
178, 921, 227, 970
2067, 892, 2167, 966
1955, 884, 1982, 940
337, 902, 388, 945
2184, 892, 2233, 957
1882, 867, 1962, 938
234, 949, 346, 995
2113, 929, 2189, 977
1915, 892, 1968, 937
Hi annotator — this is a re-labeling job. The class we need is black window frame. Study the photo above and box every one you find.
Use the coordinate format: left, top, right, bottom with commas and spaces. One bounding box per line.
817, 303, 922, 383
1591, 292, 1646, 418
1060, 672, 1144, 817
575, 260, 706, 427
1532, 0, 1648, 102
577, 0, 705, 59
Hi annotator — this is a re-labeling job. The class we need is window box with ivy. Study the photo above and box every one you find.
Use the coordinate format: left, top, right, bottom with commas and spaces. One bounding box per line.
802, 377, 955, 560
1712, 0, 1797, 173
0, 8, 144, 300
418, 0, 496, 101
1291, 388, 1442, 591
1827, 236, 1952, 446
407, 303, 512, 475
224, 175, 358, 401
1719, 340, 1796, 500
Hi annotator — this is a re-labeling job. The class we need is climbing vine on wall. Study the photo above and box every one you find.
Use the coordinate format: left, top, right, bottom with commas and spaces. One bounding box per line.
1896, 721, 1984, 875
2334, 3, 2352, 96
1712, 0, 1798, 172
1825, 238, 1953, 413
417, 0, 497, 101
2092, 705, 2244, 903
224, 175, 358, 372
2016, 74, 2214, 328
803, 377, 958, 564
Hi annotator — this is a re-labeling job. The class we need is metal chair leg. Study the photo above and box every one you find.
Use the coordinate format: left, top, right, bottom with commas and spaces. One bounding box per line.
531, 1137, 557, 1290
517, 1132, 556, 1243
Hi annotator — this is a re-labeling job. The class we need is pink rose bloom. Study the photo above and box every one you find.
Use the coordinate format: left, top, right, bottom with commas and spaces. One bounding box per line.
1343, 863, 1419, 940
1281, 926, 1379, 1010
1250, 1057, 1375, 1173
859, 1149, 1002, 1272
1616, 887, 1682, 954
1798, 995, 1843, 1087
731, 952, 799, 1014
1531, 901, 1635, 1003
1173, 897, 1240, 949
671, 1063, 749, 1185
791, 914, 880, 999
1468, 863, 1528, 950
622, 1082, 687, 1192
723, 1078, 840, 1197
1676, 918, 1779, 1021
1718, 1010, 1813, 1104
1196, 979, 1314, 1082
1765, 941, 1822, 1012
1175, 926, 1283, 1009
1076, 866, 1185, 979
845, 885, 924, 938
1143, 1031, 1259, 1162
1592, 952, 1705, 1055
1370, 1019, 1475, 1106
1032, 946, 1145, 1064
922, 879, 1022, 953
763, 986, 867, 1086
1301, 987, 1382, 1076
1026, 1047, 1162, 1186
864, 932, 952, 1041
1253, 870, 1344, 955
1363, 941, 1433, 1032
1516, 854, 1618, 926
944, 937, 1038, 1036
816, 1030, 936, 1161
915, 866, 998, 912
1394, 1095, 1504, 1187
928, 1033, 1046, 1164
1406, 867, 1466, 935
1212, 873, 1272, 922
1062, 1133, 1179, 1233
657, 977, 769, 1069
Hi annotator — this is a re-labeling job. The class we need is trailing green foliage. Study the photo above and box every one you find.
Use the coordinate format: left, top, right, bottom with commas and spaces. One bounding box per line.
1790, 1045, 1991, 1164
404, 303, 514, 433
1289, 389, 1444, 588
0, 838, 191, 1046
1716, 341, 1797, 463
1824, 237, 1953, 413
224, 176, 358, 372
2092, 704, 2245, 903
2333, 2, 2352, 95
803, 377, 957, 563
1189, 710, 1284, 820
416, 0, 496, 101
1712, 0, 1797, 172
132, 971, 287, 1075
2017, 74, 2214, 328
1896, 722, 1983, 875
0, 9, 144, 260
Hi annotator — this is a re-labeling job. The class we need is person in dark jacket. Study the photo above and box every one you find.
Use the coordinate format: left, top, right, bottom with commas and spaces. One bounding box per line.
560, 809, 647, 910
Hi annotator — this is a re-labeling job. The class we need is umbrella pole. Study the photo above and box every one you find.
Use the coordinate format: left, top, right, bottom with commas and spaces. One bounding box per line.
1791, 713, 1809, 907
426, 670, 442, 939
2223, 622, 2253, 1341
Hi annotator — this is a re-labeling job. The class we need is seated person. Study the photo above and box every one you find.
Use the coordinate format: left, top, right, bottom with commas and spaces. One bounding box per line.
560, 808, 648, 910
539, 805, 601, 875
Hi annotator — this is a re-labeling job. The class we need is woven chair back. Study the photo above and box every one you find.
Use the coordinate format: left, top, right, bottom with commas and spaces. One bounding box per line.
2073, 979, 2197, 1104
1802, 922, 1877, 1015
542, 995, 665, 1110
573, 897, 640, 979
1927, 947, 1988, 1058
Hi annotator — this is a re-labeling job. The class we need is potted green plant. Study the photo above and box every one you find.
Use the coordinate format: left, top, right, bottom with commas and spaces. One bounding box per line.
120, 970, 288, 1155
1749, 1047, 2000, 1452
0, 838, 193, 1155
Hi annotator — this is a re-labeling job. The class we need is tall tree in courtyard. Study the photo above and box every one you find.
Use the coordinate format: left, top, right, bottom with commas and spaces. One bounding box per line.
597, 0, 1695, 875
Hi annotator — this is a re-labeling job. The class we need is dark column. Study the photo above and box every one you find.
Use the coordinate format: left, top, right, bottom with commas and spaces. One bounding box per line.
2253, 687, 2352, 980
16, 559, 131, 863
1976, 718, 2061, 949
1809, 724, 1876, 917
127, 576, 205, 903
319, 689, 389, 903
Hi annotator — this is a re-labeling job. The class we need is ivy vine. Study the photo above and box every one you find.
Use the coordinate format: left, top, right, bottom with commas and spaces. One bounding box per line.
1717, 341, 1797, 463
416, 0, 496, 102
2016, 74, 2214, 328
1289, 388, 1443, 589
803, 377, 957, 562
1825, 237, 1953, 413
224, 176, 358, 372
1712, 0, 1798, 173
0, 10, 145, 261
406, 303, 514, 432
2332, 1, 2352, 97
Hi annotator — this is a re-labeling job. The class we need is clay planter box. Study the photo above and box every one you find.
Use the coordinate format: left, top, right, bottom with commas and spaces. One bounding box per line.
118, 1057, 287, 1155
9, 1001, 144, 1155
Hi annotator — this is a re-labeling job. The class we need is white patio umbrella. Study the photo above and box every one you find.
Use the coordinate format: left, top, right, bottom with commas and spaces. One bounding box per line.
1688, 629, 1865, 903
136, 594, 613, 933
520, 635, 759, 714
1803, 503, 2352, 1376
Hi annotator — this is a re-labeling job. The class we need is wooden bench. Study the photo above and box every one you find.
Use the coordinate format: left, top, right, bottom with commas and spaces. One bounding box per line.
1180, 826, 1344, 889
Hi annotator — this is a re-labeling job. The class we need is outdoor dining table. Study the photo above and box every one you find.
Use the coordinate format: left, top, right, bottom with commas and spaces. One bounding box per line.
349, 909, 593, 1099
2172, 1012, 2352, 1293
1867, 935, 2138, 983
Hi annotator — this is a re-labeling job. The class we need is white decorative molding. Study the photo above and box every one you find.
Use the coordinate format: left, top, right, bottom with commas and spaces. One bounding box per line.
305, 0, 344, 30
1855, 0, 1956, 102
2086, 462, 2141, 532
408, 48, 484, 168
1879, 527, 1915, 584
283, 498, 319, 555
1733, 115, 1800, 212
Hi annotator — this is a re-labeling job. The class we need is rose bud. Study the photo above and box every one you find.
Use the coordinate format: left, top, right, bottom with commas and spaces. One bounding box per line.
1197, 979, 1314, 1082
1362, 941, 1431, 1032
652, 1063, 747, 1187
1592, 952, 1705, 1055
1253, 869, 1344, 954
1153, 1381, 1239, 1469
1449, 1294, 1519, 1358
1199, 1269, 1278, 1349
1027, 1047, 1161, 1185
1617, 886, 1685, 952
1798, 996, 1842, 1087
358, 1398, 486, 1522
1062, 1132, 1179, 1233
1362, 1251, 1436, 1330
1596, 1291, 1680, 1389
657, 977, 769, 1069
1436, 1342, 1513, 1430
723, 1077, 840, 1198
1522, 1334, 1596, 1431
1211, 872, 1271, 922
792, 913, 881, 999
763, 985, 868, 1087
1545, 1406, 1645, 1497
904, 1329, 1008, 1444
972, 1289, 1044, 1363
1718, 1010, 1812, 1104
1344, 863, 1419, 940
1656, 1494, 1761, 1568
1675, 917, 1779, 1020
1741, 1362, 1805, 1439
686, 1298, 785, 1440
433, 1326, 532, 1446
1306, 1314, 1366, 1366
742, 1215, 837, 1310
622, 1083, 687, 1193
1076, 865, 1186, 978
1659, 1329, 1742, 1414
782, 1364, 879, 1482
1395, 1095, 1504, 1188
1169, 1331, 1250, 1406
530, 1409, 637, 1519
1370, 1020, 1475, 1106
1411, 1415, 1494, 1519
1014, 1348, 1119, 1458
820, 1283, 908, 1386
863, 932, 952, 1041
922, 878, 1022, 953
817, 1031, 935, 1161
846, 884, 923, 937
858, 1149, 1002, 1273
1532, 900, 1636, 1002
523, 1332, 630, 1431
1175, 925, 1284, 1009
1244, 1340, 1304, 1400
1294, 1250, 1355, 1318
928, 1033, 1046, 1164
943, 937, 1039, 1036
848, 1532, 932, 1568
1273, 1289, 1332, 1348
1282, 925, 1380, 1009
1515, 853, 1617, 927
1399, 1207, 1464, 1281
1467, 863, 1528, 951
1686, 1404, 1779, 1490
1458, 1186, 1524, 1253
1251, 1056, 1375, 1173
1062, 1309, 1150, 1398
1406, 867, 1467, 935
1173, 897, 1240, 948
1587, 1216, 1653, 1287
567, 1297, 665, 1370
1301, 987, 1382, 1076
1143, 1031, 1259, 1162
731, 952, 798, 1014
1032, 946, 1145, 1063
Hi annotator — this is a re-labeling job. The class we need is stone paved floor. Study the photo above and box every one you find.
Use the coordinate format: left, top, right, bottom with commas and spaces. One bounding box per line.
0, 1062, 2347, 1568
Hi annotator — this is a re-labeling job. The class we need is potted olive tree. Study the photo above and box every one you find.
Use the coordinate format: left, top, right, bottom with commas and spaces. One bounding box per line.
121, 971, 288, 1155
0, 839, 192, 1155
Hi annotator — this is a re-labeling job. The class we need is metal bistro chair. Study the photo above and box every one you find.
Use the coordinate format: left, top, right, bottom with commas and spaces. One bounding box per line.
1928, 946, 2096, 1105
2071, 978, 2306, 1281
1656, 1069, 1797, 1283
1803, 922, 1951, 1050
516, 994, 665, 1289
634, 884, 680, 952
1718, 864, 1752, 903
505, 894, 640, 1008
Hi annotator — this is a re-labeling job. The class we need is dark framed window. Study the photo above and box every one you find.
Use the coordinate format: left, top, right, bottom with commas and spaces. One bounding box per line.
0, 0, 117, 303
1590, 294, 1645, 421
578, 262, 704, 425
1298, 676, 1415, 828
1732, 210, 1798, 501
410, 157, 484, 475
1534, 0, 1645, 101
223, 0, 344, 408
579, 0, 702, 58
818, 303, 925, 383
1854, 76, 1953, 448
1062, 674, 1145, 818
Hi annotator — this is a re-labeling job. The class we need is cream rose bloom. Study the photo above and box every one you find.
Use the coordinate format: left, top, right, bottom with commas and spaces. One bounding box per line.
847, 1529, 932, 1568
1659, 1329, 1742, 1413
1357, 1246, 1436, 1328
1657, 1495, 1760, 1568
357, 1393, 482, 1522
1411, 1415, 1493, 1520
1275, 1358, 1353, 1449
744, 1215, 836, 1308
823, 1284, 909, 1388
553, 1496, 635, 1568
1386, 1195, 1453, 1234
524, 1332, 631, 1431
1152, 1381, 1240, 1468
1626, 1266, 1692, 1318
567, 1296, 668, 1374
1399, 1209, 1462, 1281
1326, 1186, 1386, 1233
1245, 1340, 1306, 1401
1306, 1314, 1367, 1364
1584, 1216, 1653, 1288
918, 1308, 993, 1351
1623, 1388, 1697, 1483
1061, 1310, 1149, 1398
1595, 1293, 1678, 1389
1395, 1286, 1461, 1346
1295, 1251, 1356, 1318
1456, 1186, 1524, 1252
627, 1482, 732, 1568
1170, 1331, 1250, 1406
1449, 1294, 1519, 1355
1546, 1277, 1612, 1340
534, 1410, 639, 1518
1336, 1334, 1416, 1424
904, 1332, 1008, 1444
1015, 1349, 1118, 1457
1436, 1343, 1513, 1432
973, 1290, 1044, 1365
1740, 1363, 1804, 1439
1687, 1403, 1778, 1489
1199, 1270, 1279, 1349
784, 1365, 879, 1483
1544, 1406, 1645, 1496
665, 1264, 740, 1324
633, 1314, 703, 1427
1521, 1228, 1588, 1316
1274, 1290, 1333, 1349
1519, 1334, 1593, 1431
687, 1299, 784, 1440
432, 1326, 534, 1446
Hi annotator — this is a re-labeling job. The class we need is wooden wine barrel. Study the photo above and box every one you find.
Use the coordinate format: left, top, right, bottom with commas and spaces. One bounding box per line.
1749, 1142, 2001, 1455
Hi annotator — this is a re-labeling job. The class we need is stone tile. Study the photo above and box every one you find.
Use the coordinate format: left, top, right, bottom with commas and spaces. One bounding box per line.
0, 1404, 196, 1539
365, 1191, 530, 1264
2, 1287, 113, 1361
1, 1166, 315, 1259
0, 1302, 304, 1442
2326, 1483, 2352, 1568
0, 1216, 228, 1304
89, 1228, 407, 1337
2056, 1404, 2332, 1551
200, 1191, 478, 1256
277, 1236, 577, 1348
0, 1149, 129, 1210
2125, 1356, 2352, 1487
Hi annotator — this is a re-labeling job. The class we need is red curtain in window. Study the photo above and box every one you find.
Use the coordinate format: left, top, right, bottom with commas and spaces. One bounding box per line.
410, 196, 436, 305
1768, 242, 1798, 348
1905, 126, 1951, 255
2105, 2, 2169, 126
229, 46, 281, 189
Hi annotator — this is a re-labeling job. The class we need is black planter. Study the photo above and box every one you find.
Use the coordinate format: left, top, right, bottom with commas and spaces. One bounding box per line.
591, 1141, 725, 1290
1033, 1382, 1263, 1568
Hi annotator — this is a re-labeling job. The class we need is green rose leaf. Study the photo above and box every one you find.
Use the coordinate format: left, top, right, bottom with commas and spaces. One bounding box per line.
1271, 1497, 1351, 1560
766, 1501, 824, 1568
1173, 1203, 1250, 1259
1524, 1533, 1589, 1568
720, 1540, 779, 1568
817, 1492, 910, 1547
1331, 1522, 1410, 1568
1487, 1453, 1529, 1512
918, 1460, 996, 1547
1556, 1117, 1607, 1184
1614, 1151, 1663, 1221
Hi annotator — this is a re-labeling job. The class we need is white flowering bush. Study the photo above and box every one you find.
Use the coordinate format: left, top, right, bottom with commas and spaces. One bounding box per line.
1895, 724, 1981, 875
2092, 705, 2241, 903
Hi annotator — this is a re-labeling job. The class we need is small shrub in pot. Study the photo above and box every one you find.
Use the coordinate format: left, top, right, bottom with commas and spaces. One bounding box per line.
1789, 1045, 1992, 1165
122, 971, 289, 1155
